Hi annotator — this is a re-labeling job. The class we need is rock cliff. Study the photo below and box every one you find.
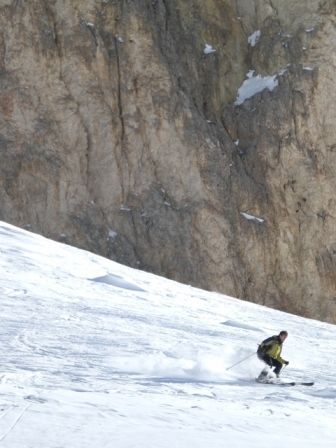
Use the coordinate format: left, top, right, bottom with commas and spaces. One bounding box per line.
1, 0, 336, 322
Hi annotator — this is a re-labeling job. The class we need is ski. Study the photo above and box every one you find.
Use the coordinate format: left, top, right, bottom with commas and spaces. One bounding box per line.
256, 378, 314, 386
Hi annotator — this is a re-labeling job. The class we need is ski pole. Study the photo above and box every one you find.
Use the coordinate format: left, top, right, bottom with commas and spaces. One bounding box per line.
225, 351, 257, 371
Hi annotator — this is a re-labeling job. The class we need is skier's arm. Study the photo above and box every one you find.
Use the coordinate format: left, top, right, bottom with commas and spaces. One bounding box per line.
276, 354, 287, 364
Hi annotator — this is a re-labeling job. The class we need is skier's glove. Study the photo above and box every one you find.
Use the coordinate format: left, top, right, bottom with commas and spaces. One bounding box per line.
284, 361, 289, 365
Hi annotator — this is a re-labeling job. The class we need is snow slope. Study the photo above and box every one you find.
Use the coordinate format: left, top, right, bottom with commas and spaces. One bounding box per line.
0, 221, 335, 447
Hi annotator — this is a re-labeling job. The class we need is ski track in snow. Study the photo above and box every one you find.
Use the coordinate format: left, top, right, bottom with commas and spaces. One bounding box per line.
0, 221, 335, 447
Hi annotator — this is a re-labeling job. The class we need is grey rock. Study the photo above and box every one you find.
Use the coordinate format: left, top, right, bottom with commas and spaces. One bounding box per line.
0, 0, 336, 322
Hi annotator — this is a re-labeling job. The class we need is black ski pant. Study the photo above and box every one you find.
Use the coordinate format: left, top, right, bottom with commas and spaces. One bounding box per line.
260, 354, 283, 375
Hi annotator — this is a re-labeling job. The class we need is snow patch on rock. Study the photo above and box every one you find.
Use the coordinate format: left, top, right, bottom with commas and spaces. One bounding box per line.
234, 70, 278, 106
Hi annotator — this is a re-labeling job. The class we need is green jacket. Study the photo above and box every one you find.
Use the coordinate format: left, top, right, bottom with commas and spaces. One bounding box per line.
260, 335, 287, 364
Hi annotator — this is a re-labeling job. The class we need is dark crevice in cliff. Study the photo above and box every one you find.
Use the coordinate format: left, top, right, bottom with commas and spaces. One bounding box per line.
49, 8, 61, 59
48, 13, 91, 188
161, 0, 169, 33
269, 0, 279, 17
114, 37, 125, 142
87, 24, 98, 46
13, 0, 23, 13
112, 35, 128, 205
234, 0, 247, 38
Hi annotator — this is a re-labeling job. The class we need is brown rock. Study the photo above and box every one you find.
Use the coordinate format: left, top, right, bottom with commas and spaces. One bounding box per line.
1, 0, 336, 322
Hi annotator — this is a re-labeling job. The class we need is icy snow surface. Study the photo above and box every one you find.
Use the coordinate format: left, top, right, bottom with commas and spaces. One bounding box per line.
234, 70, 279, 105
0, 221, 335, 447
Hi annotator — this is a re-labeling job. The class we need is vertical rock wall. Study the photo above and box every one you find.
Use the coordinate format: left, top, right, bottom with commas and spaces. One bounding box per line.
0, 0, 336, 322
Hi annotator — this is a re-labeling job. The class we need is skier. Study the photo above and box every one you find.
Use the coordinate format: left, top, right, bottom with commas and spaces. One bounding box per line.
257, 330, 289, 381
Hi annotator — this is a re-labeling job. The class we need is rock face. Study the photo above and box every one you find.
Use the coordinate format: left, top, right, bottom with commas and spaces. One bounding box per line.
1, 0, 336, 322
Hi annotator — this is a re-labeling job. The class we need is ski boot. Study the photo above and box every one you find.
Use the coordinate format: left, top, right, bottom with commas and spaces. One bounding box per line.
257, 366, 271, 383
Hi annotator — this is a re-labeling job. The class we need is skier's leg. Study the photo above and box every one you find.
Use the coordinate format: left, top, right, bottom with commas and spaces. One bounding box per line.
273, 360, 283, 377
257, 355, 272, 380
